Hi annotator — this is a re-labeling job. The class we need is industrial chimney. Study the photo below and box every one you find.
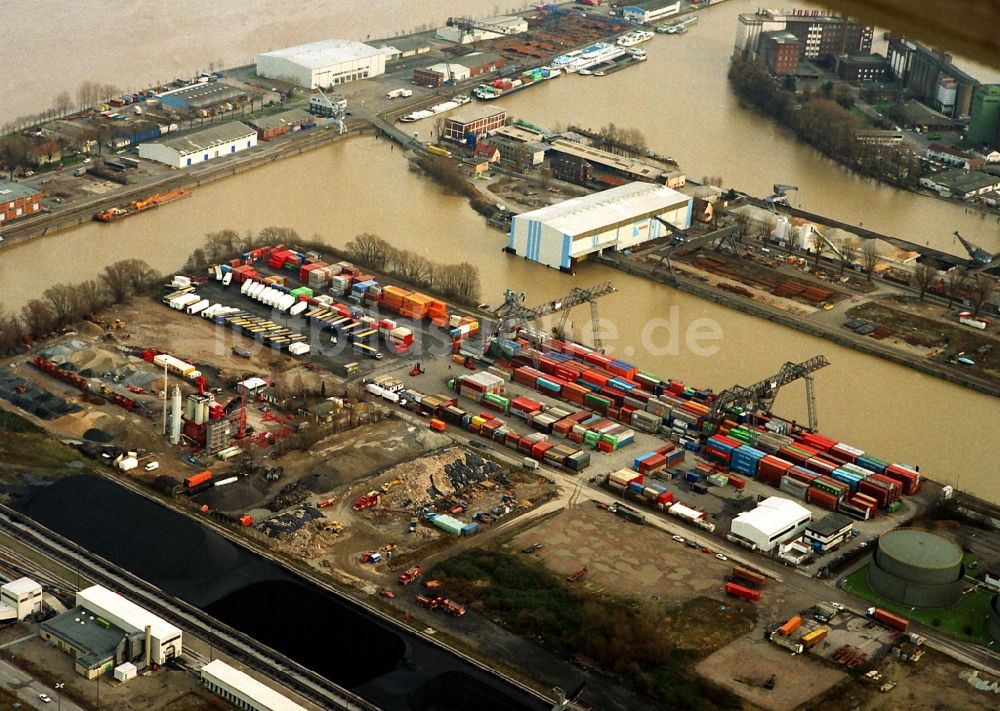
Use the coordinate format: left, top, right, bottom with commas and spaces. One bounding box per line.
145, 625, 152, 668
170, 386, 183, 445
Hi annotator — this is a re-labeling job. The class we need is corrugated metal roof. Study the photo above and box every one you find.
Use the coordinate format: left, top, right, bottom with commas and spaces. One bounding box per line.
733, 496, 810, 538
515, 182, 689, 237
258, 39, 393, 69
201, 660, 307, 711
154, 122, 256, 156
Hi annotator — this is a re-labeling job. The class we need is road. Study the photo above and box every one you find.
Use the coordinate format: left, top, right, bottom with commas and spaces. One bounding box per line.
0, 650, 85, 711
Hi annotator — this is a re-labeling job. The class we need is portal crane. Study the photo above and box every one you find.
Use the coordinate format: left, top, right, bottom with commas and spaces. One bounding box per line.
708, 355, 831, 432
445, 16, 524, 43
953, 231, 997, 267
487, 282, 616, 350
766, 184, 799, 205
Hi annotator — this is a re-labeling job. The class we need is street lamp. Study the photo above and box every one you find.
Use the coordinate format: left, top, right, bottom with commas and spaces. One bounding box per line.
54, 682, 64, 711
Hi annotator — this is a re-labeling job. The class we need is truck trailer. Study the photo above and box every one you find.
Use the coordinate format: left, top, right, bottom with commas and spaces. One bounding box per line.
867, 607, 908, 631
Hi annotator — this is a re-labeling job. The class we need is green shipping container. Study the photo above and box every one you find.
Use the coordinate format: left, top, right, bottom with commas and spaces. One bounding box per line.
584, 393, 611, 409
583, 431, 600, 447
887, 501, 901, 513
701, 421, 717, 435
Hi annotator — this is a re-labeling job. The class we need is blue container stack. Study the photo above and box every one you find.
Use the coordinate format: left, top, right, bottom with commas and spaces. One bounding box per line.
730, 446, 765, 476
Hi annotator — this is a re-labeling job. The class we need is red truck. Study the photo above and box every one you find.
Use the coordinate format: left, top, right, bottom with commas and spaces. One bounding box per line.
399, 566, 422, 585
867, 607, 908, 631
725, 582, 761, 601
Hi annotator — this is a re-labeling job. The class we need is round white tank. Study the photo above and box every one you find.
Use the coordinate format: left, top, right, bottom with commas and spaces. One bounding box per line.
774, 217, 789, 242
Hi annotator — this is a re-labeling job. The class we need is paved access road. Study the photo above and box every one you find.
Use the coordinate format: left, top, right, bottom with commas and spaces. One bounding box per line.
0, 651, 85, 711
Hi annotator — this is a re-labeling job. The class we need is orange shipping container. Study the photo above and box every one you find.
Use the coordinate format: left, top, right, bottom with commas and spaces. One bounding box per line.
429, 418, 446, 432
777, 615, 803, 636
184, 470, 213, 488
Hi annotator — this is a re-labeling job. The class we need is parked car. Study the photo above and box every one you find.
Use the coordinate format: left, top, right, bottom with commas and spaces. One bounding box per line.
39, 694, 52, 704
715, 553, 728, 561
672, 535, 685, 543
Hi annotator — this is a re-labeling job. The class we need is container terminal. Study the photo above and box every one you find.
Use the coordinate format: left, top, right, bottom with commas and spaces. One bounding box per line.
3, 230, 1000, 709
1, 2, 1000, 709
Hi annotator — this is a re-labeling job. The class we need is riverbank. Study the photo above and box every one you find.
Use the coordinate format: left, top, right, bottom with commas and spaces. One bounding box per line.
596, 250, 1000, 398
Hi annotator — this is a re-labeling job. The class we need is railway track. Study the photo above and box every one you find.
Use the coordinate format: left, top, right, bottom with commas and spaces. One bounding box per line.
0, 503, 379, 711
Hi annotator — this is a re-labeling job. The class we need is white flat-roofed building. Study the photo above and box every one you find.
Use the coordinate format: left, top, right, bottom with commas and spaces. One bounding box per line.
138, 122, 257, 168
730, 497, 811, 552
621, 2, 681, 25
201, 659, 307, 711
257, 39, 396, 89
76, 585, 182, 665
508, 182, 692, 271
0, 577, 42, 619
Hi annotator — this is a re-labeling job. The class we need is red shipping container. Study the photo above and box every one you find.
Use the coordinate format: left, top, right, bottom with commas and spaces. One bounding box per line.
799, 432, 837, 451
802, 456, 839, 476
726, 473, 746, 490
787, 466, 819, 485
758, 455, 793, 480
639, 454, 666, 474
568, 431, 584, 444
596, 440, 614, 453
858, 481, 890, 507
807, 487, 839, 511
511, 396, 543, 413
885, 463, 921, 494
563, 383, 587, 404
537, 355, 557, 375
531, 442, 553, 459
704, 446, 731, 464
657, 491, 674, 505
581, 370, 610, 387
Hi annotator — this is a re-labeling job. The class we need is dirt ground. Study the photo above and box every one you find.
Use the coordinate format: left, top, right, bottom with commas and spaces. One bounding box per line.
280, 445, 558, 588
696, 632, 847, 711
0, 628, 216, 711
815, 649, 1000, 711
485, 176, 589, 212
508, 503, 797, 616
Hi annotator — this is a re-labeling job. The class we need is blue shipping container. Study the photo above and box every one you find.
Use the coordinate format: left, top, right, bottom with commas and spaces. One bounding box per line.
684, 471, 701, 483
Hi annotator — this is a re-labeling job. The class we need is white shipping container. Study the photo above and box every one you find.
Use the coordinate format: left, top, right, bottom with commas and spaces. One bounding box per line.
213, 476, 239, 487
171, 293, 200, 310
288, 342, 311, 356
170, 275, 191, 288
365, 383, 385, 397
187, 298, 210, 315
222, 271, 232, 286
289, 301, 308, 317
381, 391, 400, 403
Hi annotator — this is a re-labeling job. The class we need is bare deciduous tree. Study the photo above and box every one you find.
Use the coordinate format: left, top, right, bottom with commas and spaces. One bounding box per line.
861, 241, 880, 281
968, 273, 996, 317
945, 269, 967, 308
43, 284, 82, 327
913, 263, 937, 300
0, 313, 27, 354
54, 91, 72, 117
101, 259, 159, 302
732, 211, 751, 242
839, 240, 857, 276
346, 233, 393, 271
20, 299, 57, 337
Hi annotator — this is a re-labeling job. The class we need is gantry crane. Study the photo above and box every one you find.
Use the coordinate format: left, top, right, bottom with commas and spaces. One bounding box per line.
445, 16, 524, 43
953, 230, 1000, 272
487, 282, 616, 350
765, 184, 799, 206
708, 355, 831, 432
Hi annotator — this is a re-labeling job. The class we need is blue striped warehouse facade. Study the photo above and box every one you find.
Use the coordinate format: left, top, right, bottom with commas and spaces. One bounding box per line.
508, 182, 691, 271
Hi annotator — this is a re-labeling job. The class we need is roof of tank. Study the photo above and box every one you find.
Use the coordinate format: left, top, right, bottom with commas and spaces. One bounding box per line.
878, 528, 963, 570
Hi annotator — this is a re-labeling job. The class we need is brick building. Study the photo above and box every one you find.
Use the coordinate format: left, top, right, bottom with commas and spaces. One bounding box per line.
442, 106, 507, 144
0, 180, 42, 224
761, 32, 802, 76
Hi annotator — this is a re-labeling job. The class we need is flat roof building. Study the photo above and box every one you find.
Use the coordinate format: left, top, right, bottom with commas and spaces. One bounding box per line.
919, 168, 1000, 198
138, 121, 257, 169
76, 585, 182, 665
443, 106, 508, 143
730, 496, 811, 552
0, 179, 43, 224
621, 2, 681, 25
0, 577, 43, 620
804, 513, 854, 551
508, 182, 691, 271
548, 139, 666, 183
41, 605, 133, 679
257, 39, 396, 89
201, 660, 307, 711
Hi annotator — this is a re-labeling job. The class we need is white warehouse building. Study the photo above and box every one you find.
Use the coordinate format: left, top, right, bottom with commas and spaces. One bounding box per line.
622, 2, 681, 25
201, 660, 307, 711
76, 585, 182, 665
508, 182, 692, 271
257, 39, 396, 89
730, 497, 811, 553
138, 122, 257, 169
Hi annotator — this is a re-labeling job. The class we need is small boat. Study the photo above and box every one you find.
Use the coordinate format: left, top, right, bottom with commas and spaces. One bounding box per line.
578, 68, 593, 76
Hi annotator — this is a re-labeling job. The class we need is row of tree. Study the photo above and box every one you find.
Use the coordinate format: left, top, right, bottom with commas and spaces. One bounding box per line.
0, 259, 161, 355
590, 123, 648, 159
345, 232, 481, 304
728, 57, 923, 188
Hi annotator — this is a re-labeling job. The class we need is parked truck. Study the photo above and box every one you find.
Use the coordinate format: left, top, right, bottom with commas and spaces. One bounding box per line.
725, 582, 760, 601
399, 565, 422, 585
733, 565, 767, 588
867, 607, 908, 631
776, 615, 802, 637
801, 628, 829, 649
